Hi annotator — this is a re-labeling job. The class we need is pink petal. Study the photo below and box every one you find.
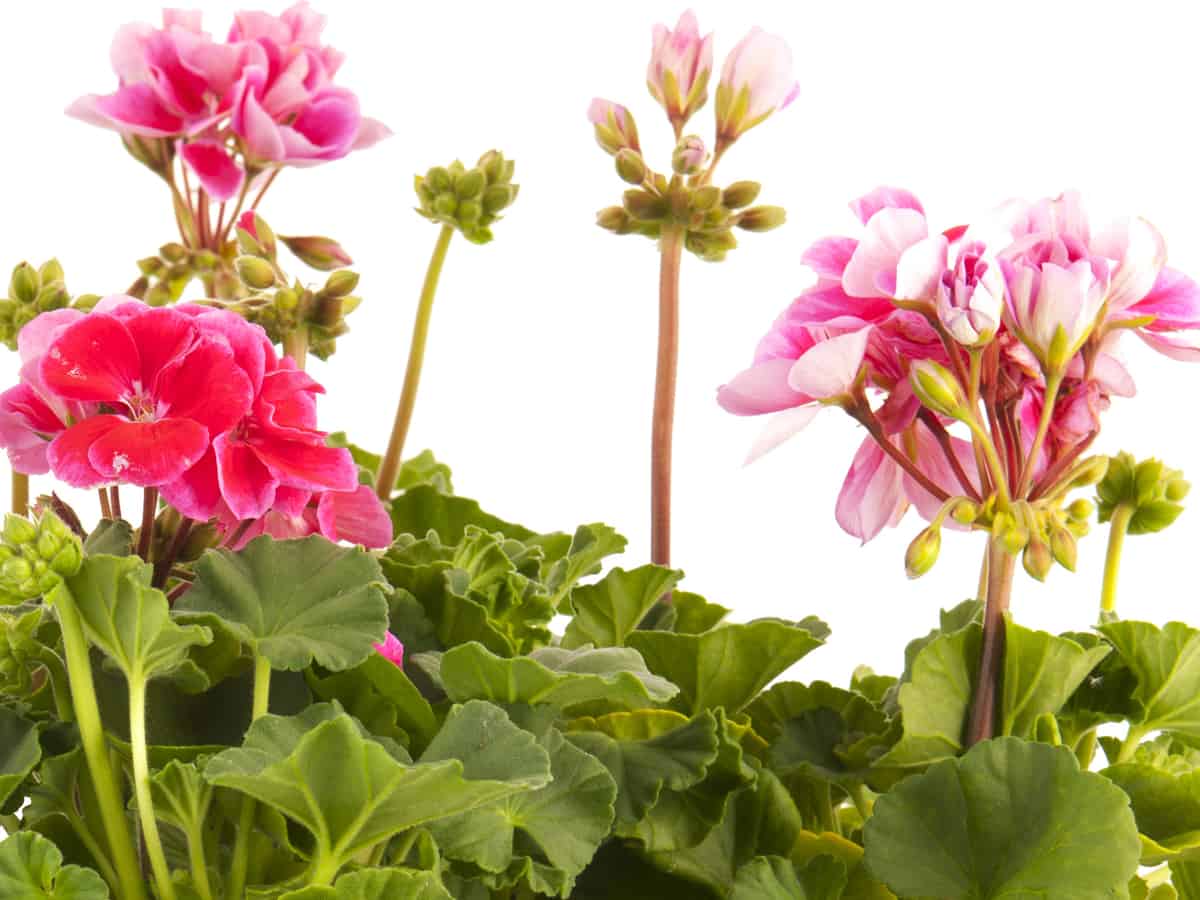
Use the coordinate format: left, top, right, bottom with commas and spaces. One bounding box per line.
121, 307, 198, 395
352, 117, 392, 151
87, 418, 210, 486
73, 84, 184, 137
787, 329, 870, 398
1093, 217, 1165, 313
801, 237, 858, 279
17, 309, 85, 369
157, 338, 253, 435
744, 405, 821, 464
160, 449, 224, 521
47, 416, 126, 488
893, 234, 948, 301
214, 434, 280, 521
374, 631, 404, 667
836, 437, 908, 543
273, 485, 312, 517
904, 426, 978, 524
842, 208, 929, 299
186, 306, 272, 394
40, 315, 140, 403
849, 187, 925, 226
0, 385, 64, 475
180, 140, 245, 201
1136, 329, 1200, 361
316, 486, 394, 548
1127, 268, 1200, 330
718, 358, 812, 416
248, 431, 357, 493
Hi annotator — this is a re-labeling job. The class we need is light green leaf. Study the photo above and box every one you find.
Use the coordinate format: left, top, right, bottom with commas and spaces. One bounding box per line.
61, 555, 211, 682
1100, 621, 1200, 738
439, 641, 677, 712
1001, 620, 1111, 739
389, 486, 537, 543
1103, 745, 1200, 866
82, 520, 134, 558
427, 728, 616, 898
0, 706, 40, 808
419, 701, 552, 782
175, 535, 388, 671
205, 702, 549, 873
669, 592, 731, 635
864, 737, 1141, 898
565, 709, 720, 826
543, 524, 628, 609
0, 832, 109, 898
875, 624, 979, 768
327, 434, 454, 495
730, 855, 849, 900
627, 619, 825, 716
280, 867, 452, 899
149, 760, 213, 839
562, 566, 681, 649
1171, 859, 1200, 898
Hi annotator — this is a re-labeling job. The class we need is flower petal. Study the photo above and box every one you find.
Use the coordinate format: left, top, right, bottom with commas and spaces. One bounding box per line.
86, 418, 210, 486
156, 337, 253, 435
47, 416, 125, 488
40, 315, 140, 403
248, 431, 357, 493
835, 437, 908, 543
744, 404, 821, 464
160, 449, 224, 521
848, 187, 925, 226
787, 329, 870, 398
180, 139, 245, 201
316, 486, 394, 548
718, 358, 811, 416
214, 433, 280, 521
842, 207, 929, 299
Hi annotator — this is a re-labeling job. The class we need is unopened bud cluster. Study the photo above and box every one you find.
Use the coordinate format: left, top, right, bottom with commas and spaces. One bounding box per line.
0, 511, 83, 603
415, 151, 519, 245
130, 242, 239, 305
0, 260, 98, 350
1097, 452, 1190, 535
596, 131, 784, 262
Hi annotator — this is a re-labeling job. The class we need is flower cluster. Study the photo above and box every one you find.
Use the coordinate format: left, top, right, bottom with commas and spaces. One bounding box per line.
68, 3, 390, 201
720, 187, 1200, 568
0, 297, 391, 547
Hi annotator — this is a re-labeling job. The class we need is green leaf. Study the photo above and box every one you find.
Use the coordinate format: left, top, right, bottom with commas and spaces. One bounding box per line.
148, 760, 213, 839
1102, 742, 1200, 865
82, 520, 133, 558
61, 555, 211, 683
849, 667, 897, 707
427, 728, 616, 897
327, 434, 454, 495
0, 706, 40, 808
389, 486, 537, 543
627, 619, 825, 716
280, 867, 452, 899
440, 641, 677, 712
864, 737, 1141, 898
562, 566, 681, 649
205, 702, 549, 873
1171, 859, 1200, 898
543, 523, 628, 609
730, 855, 849, 900
1100, 621, 1200, 738
669, 592, 731, 635
573, 842, 721, 899
1001, 620, 1111, 739
0, 832, 110, 898
875, 623, 979, 768
176, 535, 388, 671
565, 709, 721, 827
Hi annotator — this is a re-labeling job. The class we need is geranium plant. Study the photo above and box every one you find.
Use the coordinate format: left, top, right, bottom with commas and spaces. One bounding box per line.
2, 5, 1200, 900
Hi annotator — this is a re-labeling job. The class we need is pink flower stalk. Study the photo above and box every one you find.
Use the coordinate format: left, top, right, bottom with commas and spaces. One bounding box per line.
715, 27, 799, 144
647, 10, 714, 129
588, 99, 640, 155
374, 630, 405, 668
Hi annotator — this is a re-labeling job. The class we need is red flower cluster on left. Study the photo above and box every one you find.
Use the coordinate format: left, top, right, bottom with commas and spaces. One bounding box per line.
0, 297, 392, 547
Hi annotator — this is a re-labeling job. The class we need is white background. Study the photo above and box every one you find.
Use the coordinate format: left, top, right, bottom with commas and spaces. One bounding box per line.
2, 0, 1199, 687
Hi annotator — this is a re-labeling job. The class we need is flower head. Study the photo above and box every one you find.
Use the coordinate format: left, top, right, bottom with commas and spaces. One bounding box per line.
647, 10, 713, 129
715, 27, 799, 144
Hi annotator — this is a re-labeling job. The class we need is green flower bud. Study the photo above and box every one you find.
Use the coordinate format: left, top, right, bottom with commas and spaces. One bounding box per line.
1096, 451, 1188, 535
615, 149, 648, 185
3, 515, 37, 546
1167, 477, 1191, 502
736, 206, 787, 232
910, 359, 968, 420
160, 242, 188, 263
322, 270, 359, 299
433, 193, 458, 218
457, 199, 483, 224
483, 184, 517, 215
274, 288, 301, 313
424, 166, 451, 193
236, 256, 278, 290
671, 135, 707, 175
35, 530, 60, 561
280, 235, 353, 272
72, 294, 101, 312
454, 168, 487, 199
722, 181, 762, 209
905, 526, 941, 579
1067, 498, 1094, 521
691, 185, 722, 212
950, 499, 980, 526
596, 207, 632, 233
138, 256, 165, 276
36, 283, 70, 312
1048, 521, 1077, 572
0, 558, 32, 586
192, 250, 219, 271
9, 264, 38, 305
623, 189, 668, 222
1022, 538, 1053, 581
38, 259, 64, 284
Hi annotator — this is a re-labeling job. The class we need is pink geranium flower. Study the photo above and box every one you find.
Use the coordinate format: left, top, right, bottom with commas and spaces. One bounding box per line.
715, 26, 799, 143
374, 630, 404, 668
224, 484, 393, 549
647, 10, 713, 128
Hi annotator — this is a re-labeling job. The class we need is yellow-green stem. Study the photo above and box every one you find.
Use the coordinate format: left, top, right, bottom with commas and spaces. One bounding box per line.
966, 419, 1012, 506
1101, 503, 1134, 619
52, 586, 148, 900
129, 679, 177, 900
187, 825, 215, 900
651, 225, 685, 570
1016, 370, 1064, 497
1117, 725, 1148, 764
227, 655, 272, 900
11, 470, 28, 516
375, 224, 455, 500
283, 327, 309, 371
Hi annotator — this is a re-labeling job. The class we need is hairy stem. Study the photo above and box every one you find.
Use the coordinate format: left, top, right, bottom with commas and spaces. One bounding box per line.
375, 224, 455, 499
51, 584, 148, 900
11, 470, 28, 516
1016, 370, 1064, 497
966, 540, 1016, 746
153, 518, 194, 589
130, 679, 177, 900
651, 225, 685, 569
282, 327, 309, 371
1100, 503, 1134, 620
137, 487, 157, 561
227, 655, 272, 900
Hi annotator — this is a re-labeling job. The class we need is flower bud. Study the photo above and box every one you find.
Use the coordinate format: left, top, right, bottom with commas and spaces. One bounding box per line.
236, 256, 278, 290
905, 526, 941, 579
483, 184, 518, 215
50, 542, 81, 578
454, 168, 487, 199
672, 136, 708, 175
3, 515, 37, 546
736, 206, 787, 232
1067, 498, 1094, 521
1022, 538, 1053, 581
615, 149, 648, 185
279, 235, 353, 272
160, 242, 188, 264
909, 360, 968, 420
1049, 522, 1078, 572
588, 99, 640, 155
425, 166, 452, 193
950, 499, 980, 526
690, 185, 722, 212
596, 207, 633, 233
38, 259, 64, 284
321, 270, 359, 299
623, 189, 668, 222
722, 181, 762, 209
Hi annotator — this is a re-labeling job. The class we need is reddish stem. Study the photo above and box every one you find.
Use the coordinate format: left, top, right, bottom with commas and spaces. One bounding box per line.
137, 488, 158, 562
152, 518, 194, 589
966, 540, 1016, 745
109, 486, 122, 520
916, 410, 980, 501
1030, 430, 1099, 501
852, 406, 950, 504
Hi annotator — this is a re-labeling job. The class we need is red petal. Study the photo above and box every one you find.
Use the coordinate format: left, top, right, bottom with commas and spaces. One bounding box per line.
316, 486, 393, 548
122, 307, 199, 396
249, 430, 357, 493
258, 365, 322, 430
157, 337, 254, 435
86, 418, 210, 486
46, 415, 125, 488
40, 315, 140, 403
160, 448, 224, 521
214, 433, 279, 520
180, 140, 245, 202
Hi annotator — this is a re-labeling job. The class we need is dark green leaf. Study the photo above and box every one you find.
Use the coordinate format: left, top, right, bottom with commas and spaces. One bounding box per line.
280, 867, 452, 899
730, 855, 849, 900
0, 706, 40, 808
1001, 620, 1110, 739
563, 566, 681, 649
543, 524, 627, 609
307, 653, 438, 753
389, 486, 536, 543
82, 520, 133, 558
0, 832, 109, 898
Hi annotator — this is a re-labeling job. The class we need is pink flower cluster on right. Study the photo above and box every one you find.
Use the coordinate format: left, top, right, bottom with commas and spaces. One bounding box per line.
720, 188, 1200, 542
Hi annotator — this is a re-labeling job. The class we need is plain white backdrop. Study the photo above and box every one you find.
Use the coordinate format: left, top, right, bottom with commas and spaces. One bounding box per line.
2, 1, 1198, 687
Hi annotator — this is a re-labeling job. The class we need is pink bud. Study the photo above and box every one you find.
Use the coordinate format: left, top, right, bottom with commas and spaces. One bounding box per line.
588, 98, 640, 155
716, 27, 800, 144
237, 210, 259, 239
374, 631, 405, 668
936, 243, 1004, 347
280, 234, 353, 271
647, 10, 713, 128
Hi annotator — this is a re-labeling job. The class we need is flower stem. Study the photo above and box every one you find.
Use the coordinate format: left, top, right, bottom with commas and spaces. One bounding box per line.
283, 327, 309, 371
916, 411, 980, 500
1100, 503, 1134, 620
1016, 370, 1064, 497
1116, 725, 1147, 764
853, 407, 949, 503
50, 584, 148, 900
137, 487, 158, 562
227, 655, 272, 900
98, 488, 112, 520
110, 486, 122, 520
375, 224, 455, 500
11, 470, 28, 516
153, 518, 194, 589
966, 540, 1016, 746
129, 679, 177, 900
651, 225, 685, 569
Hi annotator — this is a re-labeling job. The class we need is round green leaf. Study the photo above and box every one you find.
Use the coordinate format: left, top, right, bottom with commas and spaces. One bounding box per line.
0, 832, 109, 898
0, 707, 40, 809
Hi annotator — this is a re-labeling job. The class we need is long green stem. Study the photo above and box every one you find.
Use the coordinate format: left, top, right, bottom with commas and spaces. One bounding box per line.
965, 418, 1012, 506
651, 225, 685, 569
11, 470, 28, 515
186, 822, 215, 900
1016, 370, 1064, 497
966, 540, 1017, 746
51, 585, 148, 900
227, 655, 272, 900
130, 679, 177, 900
1100, 503, 1134, 620
375, 224, 455, 500
282, 327, 309, 371
1117, 725, 1148, 764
